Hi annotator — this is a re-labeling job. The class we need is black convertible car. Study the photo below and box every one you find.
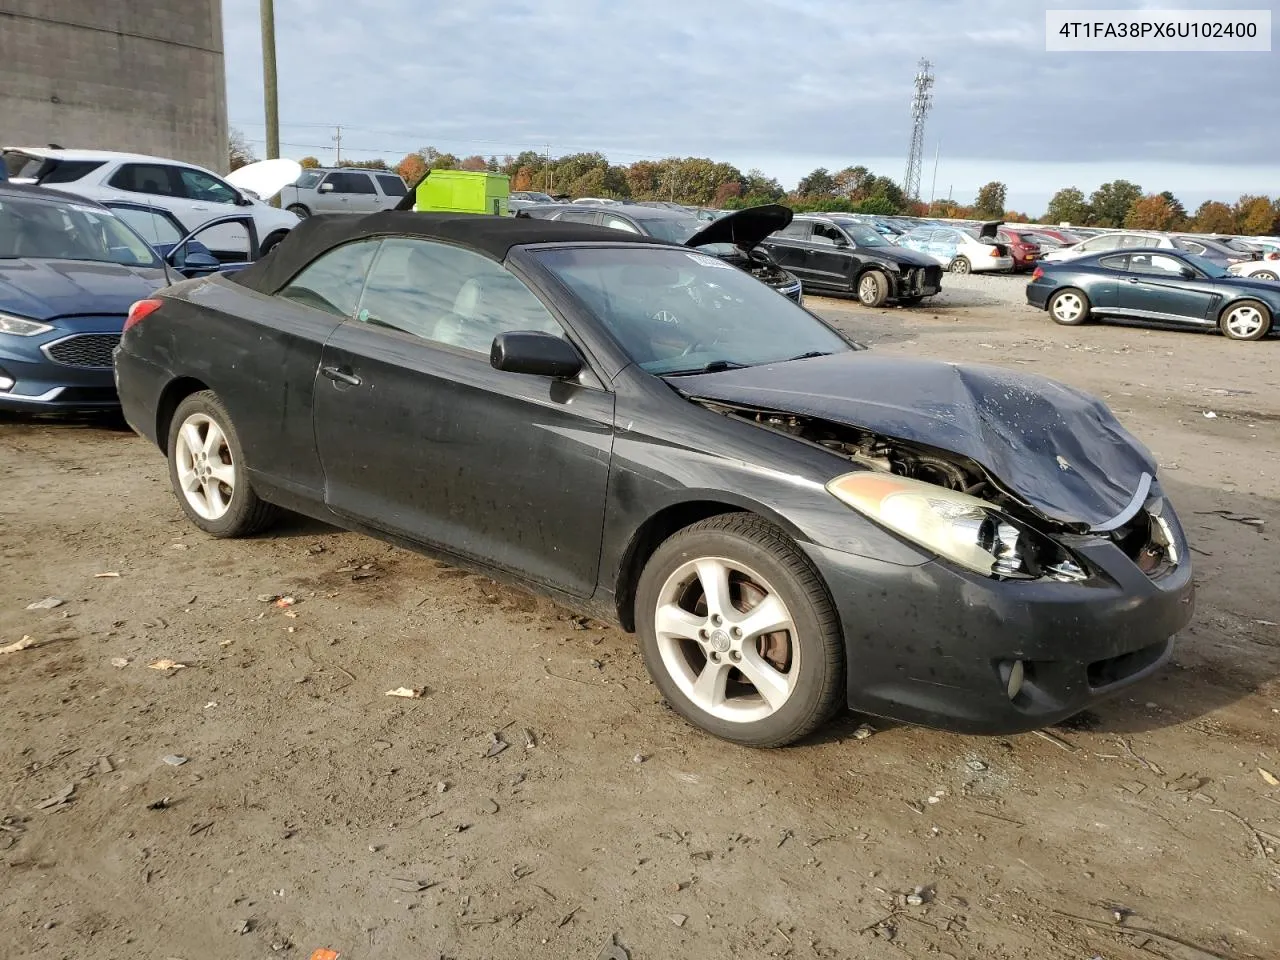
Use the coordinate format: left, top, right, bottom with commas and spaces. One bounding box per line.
1028, 248, 1279, 341
115, 213, 1193, 745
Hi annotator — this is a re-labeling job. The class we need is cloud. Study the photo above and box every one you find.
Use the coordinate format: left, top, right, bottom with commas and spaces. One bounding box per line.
222, 0, 1278, 202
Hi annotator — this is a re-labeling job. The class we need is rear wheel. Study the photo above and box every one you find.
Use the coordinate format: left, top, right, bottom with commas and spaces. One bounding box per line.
260, 230, 289, 256
1219, 300, 1272, 341
167, 391, 280, 537
1250, 269, 1278, 281
286, 204, 310, 220
1048, 287, 1091, 326
856, 270, 889, 307
635, 514, 845, 747
949, 256, 971, 275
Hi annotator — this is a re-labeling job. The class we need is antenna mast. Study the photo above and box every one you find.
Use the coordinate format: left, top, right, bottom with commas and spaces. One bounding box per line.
903, 58, 934, 203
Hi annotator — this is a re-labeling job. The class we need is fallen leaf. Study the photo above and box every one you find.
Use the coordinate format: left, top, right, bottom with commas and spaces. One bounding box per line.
1261, 768, 1280, 787
309, 950, 340, 960
148, 659, 188, 672
94, 572, 121, 578
110, 657, 130, 668
0, 635, 38, 655
384, 687, 423, 699
25, 597, 64, 611
275, 596, 297, 608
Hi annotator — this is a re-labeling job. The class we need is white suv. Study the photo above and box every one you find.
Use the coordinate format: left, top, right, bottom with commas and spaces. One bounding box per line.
1041, 231, 1173, 263
2, 148, 299, 254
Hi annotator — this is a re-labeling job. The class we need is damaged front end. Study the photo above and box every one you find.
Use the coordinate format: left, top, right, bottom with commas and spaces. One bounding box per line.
695, 400, 1180, 585
708, 246, 802, 301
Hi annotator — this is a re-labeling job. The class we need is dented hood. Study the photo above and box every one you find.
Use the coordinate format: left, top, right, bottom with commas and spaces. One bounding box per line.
686, 204, 793, 252
675, 352, 1156, 529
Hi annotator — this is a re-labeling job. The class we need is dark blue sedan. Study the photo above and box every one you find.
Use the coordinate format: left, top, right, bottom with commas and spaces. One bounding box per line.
0, 184, 172, 410
1026, 248, 1279, 342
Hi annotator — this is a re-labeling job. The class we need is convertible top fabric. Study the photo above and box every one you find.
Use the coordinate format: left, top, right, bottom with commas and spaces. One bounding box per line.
230, 210, 669, 292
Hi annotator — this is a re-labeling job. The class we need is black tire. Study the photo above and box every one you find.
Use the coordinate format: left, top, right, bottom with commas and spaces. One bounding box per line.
260, 230, 289, 256
1250, 269, 1278, 281
897, 295, 925, 307
1218, 299, 1272, 341
949, 256, 971, 275
286, 204, 310, 220
855, 270, 890, 307
166, 390, 280, 538
635, 514, 845, 747
1047, 287, 1091, 326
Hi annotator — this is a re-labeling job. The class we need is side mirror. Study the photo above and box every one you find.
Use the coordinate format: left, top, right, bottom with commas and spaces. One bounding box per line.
319, 182, 334, 193
833, 236, 849, 248
166, 243, 220, 270
235, 191, 255, 206
1179, 266, 1195, 279
490, 331, 583, 379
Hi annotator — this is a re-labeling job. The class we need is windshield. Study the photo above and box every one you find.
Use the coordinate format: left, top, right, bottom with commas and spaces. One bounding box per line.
833, 222, 889, 247
0, 194, 161, 266
644, 216, 703, 244
535, 246, 850, 375
1185, 253, 1229, 278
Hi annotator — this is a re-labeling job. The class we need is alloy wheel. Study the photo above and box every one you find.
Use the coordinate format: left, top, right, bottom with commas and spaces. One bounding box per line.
174, 412, 236, 520
653, 556, 799, 723
1224, 304, 1265, 339
858, 275, 877, 302
1052, 292, 1084, 323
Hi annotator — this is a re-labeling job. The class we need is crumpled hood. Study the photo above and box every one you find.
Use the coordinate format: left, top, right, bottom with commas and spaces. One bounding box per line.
0, 258, 168, 320
687, 204, 793, 253
676, 352, 1156, 529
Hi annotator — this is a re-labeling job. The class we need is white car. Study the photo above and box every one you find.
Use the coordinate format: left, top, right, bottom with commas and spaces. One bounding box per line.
1228, 258, 1280, 281
1040, 231, 1173, 263
1, 148, 299, 254
895, 224, 1014, 273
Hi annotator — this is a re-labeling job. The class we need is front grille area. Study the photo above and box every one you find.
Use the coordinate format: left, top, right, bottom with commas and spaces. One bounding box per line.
44, 333, 121, 368
903, 266, 943, 294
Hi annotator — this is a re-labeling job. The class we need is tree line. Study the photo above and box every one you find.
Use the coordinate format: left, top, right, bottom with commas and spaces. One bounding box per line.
231, 130, 1280, 234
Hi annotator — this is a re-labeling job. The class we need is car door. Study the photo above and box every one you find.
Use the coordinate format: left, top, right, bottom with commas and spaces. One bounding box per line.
1118, 253, 1220, 323
374, 173, 409, 211
315, 172, 359, 213
310, 237, 615, 597
340, 172, 381, 213
926, 229, 961, 265
806, 222, 854, 288
1088, 254, 1127, 309
759, 221, 813, 280
106, 162, 195, 226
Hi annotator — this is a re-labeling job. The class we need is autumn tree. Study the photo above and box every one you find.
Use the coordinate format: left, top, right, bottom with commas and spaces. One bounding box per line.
510, 166, 534, 191
1088, 180, 1143, 227
713, 181, 742, 207
1158, 191, 1187, 226
741, 169, 784, 203
459, 155, 488, 172
973, 181, 1008, 219
228, 128, 256, 171
338, 158, 389, 170
1234, 195, 1276, 235
1044, 187, 1090, 225
1124, 193, 1181, 231
395, 153, 428, 184
1191, 200, 1236, 234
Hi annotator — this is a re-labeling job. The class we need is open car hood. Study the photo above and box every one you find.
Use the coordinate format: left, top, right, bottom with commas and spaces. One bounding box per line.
974, 220, 1003, 240
226, 158, 303, 202
675, 352, 1157, 530
686, 204, 793, 253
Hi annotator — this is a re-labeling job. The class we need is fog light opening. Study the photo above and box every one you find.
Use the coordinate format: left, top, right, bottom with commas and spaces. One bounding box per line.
1006, 659, 1025, 701
0, 370, 13, 392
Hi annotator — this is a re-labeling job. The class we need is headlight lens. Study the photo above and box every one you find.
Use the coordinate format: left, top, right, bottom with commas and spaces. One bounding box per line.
826, 471, 1086, 581
0, 313, 54, 337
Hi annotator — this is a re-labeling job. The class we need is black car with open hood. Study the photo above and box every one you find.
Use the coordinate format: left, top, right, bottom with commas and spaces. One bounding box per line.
761, 213, 944, 307
115, 212, 1192, 747
516, 202, 804, 302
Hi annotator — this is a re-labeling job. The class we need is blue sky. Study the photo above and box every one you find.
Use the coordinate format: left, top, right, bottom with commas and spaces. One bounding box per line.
222, 0, 1278, 213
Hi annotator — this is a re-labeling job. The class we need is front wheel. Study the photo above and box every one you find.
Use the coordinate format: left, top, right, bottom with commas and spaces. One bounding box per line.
260, 230, 289, 256
856, 270, 889, 307
1048, 287, 1091, 326
1219, 299, 1272, 341
635, 514, 845, 747
949, 256, 971, 275
286, 204, 310, 220
1250, 269, 1278, 281
167, 391, 280, 537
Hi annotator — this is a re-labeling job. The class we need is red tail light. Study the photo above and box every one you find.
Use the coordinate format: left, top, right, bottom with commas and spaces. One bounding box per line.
1031, 267, 1044, 280
1267, 252, 1279, 260
124, 298, 163, 332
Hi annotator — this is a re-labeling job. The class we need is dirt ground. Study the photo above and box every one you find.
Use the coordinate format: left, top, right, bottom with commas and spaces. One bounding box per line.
3, 288, 1278, 960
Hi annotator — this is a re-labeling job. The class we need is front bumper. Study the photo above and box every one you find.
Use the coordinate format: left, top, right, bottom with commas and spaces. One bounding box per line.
0, 331, 121, 410
890, 266, 942, 300
802, 529, 1194, 734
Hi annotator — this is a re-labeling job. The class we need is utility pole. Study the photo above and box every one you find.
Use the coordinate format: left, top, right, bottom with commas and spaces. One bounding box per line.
260, 0, 279, 160
332, 126, 343, 166
544, 144, 551, 193
928, 141, 940, 213
903, 58, 934, 202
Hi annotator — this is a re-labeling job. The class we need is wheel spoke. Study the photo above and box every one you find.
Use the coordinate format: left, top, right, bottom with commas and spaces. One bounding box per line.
736, 648, 791, 711
178, 464, 202, 493
202, 420, 226, 458
691, 658, 731, 709
655, 602, 703, 641
208, 462, 236, 488
180, 422, 203, 458
694, 559, 731, 621
734, 593, 793, 643
203, 478, 228, 515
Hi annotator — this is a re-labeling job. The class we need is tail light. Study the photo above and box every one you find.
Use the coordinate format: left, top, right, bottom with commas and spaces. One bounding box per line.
1032, 267, 1044, 280
990, 246, 1001, 258
1267, 252, 1279, 260
124, 298, 163, 332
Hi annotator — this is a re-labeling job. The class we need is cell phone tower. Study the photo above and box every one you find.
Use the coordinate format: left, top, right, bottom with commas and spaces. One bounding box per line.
903, 59, 934, 203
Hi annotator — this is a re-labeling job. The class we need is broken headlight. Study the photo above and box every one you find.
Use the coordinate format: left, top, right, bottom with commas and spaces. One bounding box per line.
826, 472, 1086, 581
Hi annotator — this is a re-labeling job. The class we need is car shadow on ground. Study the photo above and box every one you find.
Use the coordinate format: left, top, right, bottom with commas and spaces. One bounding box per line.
0, 409, 132, 432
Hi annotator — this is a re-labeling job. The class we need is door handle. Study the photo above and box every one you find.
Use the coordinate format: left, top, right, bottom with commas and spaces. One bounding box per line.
1125, 277, 1139, 283
321, 365, 361, 386
191, 204, 210, 211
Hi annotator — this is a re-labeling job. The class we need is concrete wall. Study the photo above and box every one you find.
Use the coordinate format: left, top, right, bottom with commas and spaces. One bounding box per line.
0, 0, 228, 173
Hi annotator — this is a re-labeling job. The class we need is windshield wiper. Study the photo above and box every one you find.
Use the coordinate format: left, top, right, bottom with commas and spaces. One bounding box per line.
662, 359, 748, 376
787, 351, 832, 361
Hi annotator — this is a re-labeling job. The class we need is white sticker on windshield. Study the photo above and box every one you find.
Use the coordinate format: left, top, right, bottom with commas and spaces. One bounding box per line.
686, 252, 733, 269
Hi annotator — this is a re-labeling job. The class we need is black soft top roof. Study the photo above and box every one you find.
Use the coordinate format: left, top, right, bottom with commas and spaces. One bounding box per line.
230, 210, 669, 292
